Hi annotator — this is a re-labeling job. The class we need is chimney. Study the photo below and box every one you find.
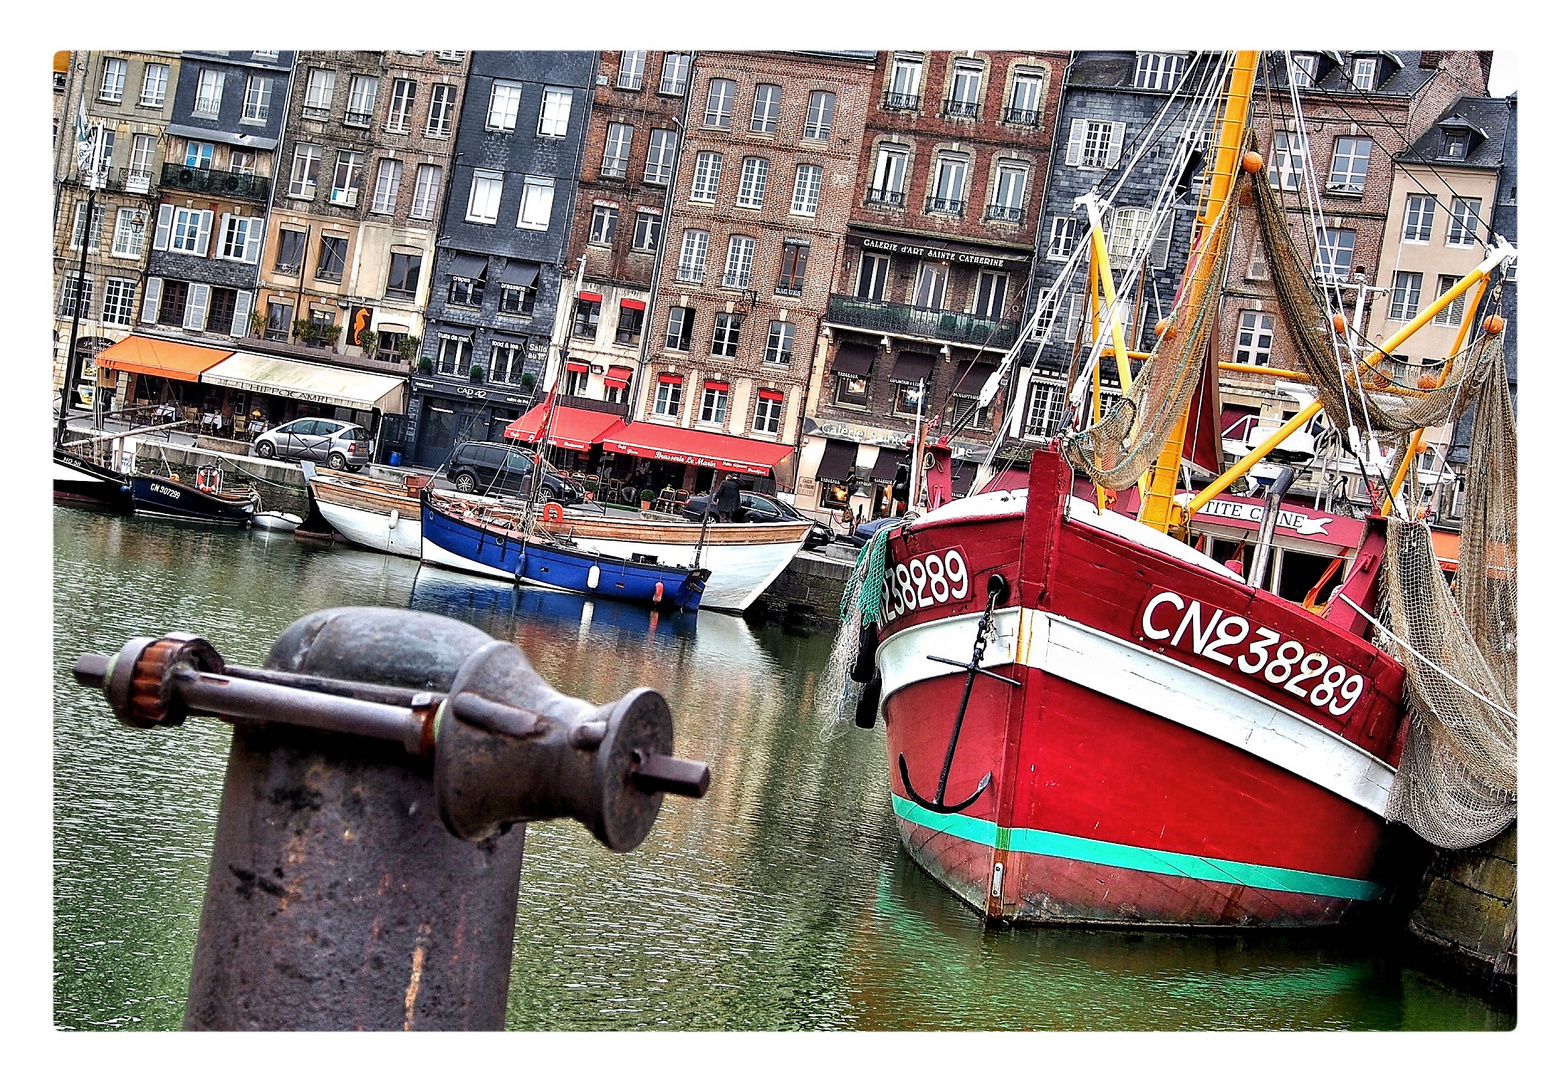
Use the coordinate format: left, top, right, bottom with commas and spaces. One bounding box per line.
1419, 51, 1443, 69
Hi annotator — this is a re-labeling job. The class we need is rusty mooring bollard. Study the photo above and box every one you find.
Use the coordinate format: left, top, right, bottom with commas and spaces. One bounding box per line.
73, 607, 710, 1031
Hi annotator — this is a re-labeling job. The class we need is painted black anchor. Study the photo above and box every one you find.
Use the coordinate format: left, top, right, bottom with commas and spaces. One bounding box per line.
898, 574, 1021, 815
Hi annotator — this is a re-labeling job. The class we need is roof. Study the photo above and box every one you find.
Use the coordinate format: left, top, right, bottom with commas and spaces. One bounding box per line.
96, 336, 233, 382
1398, 96, 1512, 170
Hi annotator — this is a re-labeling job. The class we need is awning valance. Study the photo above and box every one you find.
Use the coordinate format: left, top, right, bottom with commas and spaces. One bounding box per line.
601, 423, 795, 477
619, 299, 646, 311
604, 365, 634, 387
202, 352, 406, 414
97, 336, 233, 383
504, 404, 625, 451
448, 252, 488, 278
816, 438, 859, 481
830, 343, 875, 377
498, 260, 538, 286
891, 350, 937, 382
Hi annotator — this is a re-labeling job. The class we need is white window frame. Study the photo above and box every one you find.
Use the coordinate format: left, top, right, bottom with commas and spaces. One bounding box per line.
140, 63, 168, 108
1314, 227, 1355, 282
1289, 54, 1317, 87
602, 122, 632, 178
751, 84, 781, 134
1233, 310, 1275, 366
517, 175, 555, 230
467, 169, 503, 225
872, 144, 908, 199
949, 61, 984, 112
1066, 118, 1125, 170
589, 203, 618, 246
387, 79, 416, 133
723, 235, 755, 289
426, 84, 456, 137
889, 56, 923, 104
644, 129, 677, 185
410, 164, 441, 220
1448, 197, 1482, 247
659, 54, 691, 96
752, 392, 783, 433
711, 313, 742, 357
1404, 194, 1436, 242
856, 252, 889, 300
691, 151, 722, 203
913, 261, 948, 310
1388, 271, 1424, 321
344, 75, 377, 126
194, 69, 224, 117
737, 156, 769, 209
990, 162, 1028, 217
699, 384, 730, 425
804, 91, 835, 139
111, 207, 146, 259
791, 164, 822, 216
303, 68, 334, 117
973, 271, 1007, 320
243, 76, 272, 123
1023, 378, 1068, 439
371, 158, 402, 214
704, 79, 735, 128
632, 211, 661, 252
1108, 206, 1154, 269
1269, 130, 1305, 190
1327, 136, 1372, 194
100, 57, 126, 103
330, 150, 364, 206
538, 87, 572, 137
1432, 275, 1466, 327
126, 133, 156, 192
618, 51, 646, 90
1352, 58, 1378, 90
653, 377, 683, 417
764, 321, 795, 366
931, 154, 967, 211
101, 276, 137, 326
217, 214, 263, 263
1009, 71, 1043, 120
168, 206, 211, 255
1133, 53, 1186, 91
487, 80, 522, 131
1047, 215, 1078, 260
677, 229, 709, 283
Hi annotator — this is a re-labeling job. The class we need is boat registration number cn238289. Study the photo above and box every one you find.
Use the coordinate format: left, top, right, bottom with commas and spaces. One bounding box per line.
1138, 590, 1366, 717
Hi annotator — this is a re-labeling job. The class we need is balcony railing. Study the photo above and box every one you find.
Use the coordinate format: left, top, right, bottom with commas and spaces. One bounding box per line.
865, 187, 906, 209
160, 162, 271, 201
826, 293, 1018, 349
301, 105, 331, 121
1003, 106, 1039, 126
344, 109, 374, 127
924, 195, 965, 216
943, 98, 980, 119
985, 203, 1024, 223
882, 91, 921, 112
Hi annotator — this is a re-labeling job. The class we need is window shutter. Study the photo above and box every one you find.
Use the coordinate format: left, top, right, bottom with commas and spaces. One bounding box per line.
183, 282, 209, 330
141, 276, 162, 323
217, 214, 232, 257
1065, 119, 1086, 166
230, 290, 253, 337
195, 210, 213, 257
153, 204, 172, 251
1151, 212, 1174, 270
1106, 123, 1126, 169
244, 218, 264, 263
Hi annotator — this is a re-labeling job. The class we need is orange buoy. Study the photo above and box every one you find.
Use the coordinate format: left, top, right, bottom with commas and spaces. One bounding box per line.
1241, 150, 1265, 173
1483, 314, 1506, 335
1331, 313, 1348, 334
1154, 318, 1171, 337
652, 581, 664, 603
543, 502, 565, 524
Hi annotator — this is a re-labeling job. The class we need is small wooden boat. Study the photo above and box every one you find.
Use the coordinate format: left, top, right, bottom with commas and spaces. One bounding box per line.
129, 464, 257, 526
302, 462, 423, 557
252, 511, 304, 532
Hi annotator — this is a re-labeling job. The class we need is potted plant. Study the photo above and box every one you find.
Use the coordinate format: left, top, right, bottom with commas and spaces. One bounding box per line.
397, 334, 421, 362
357, 327, 380, 353
249, 310, 265, 338
518, 371, 536, 394
639, 488, 654, 511
293, 318, 316, 345
416, 357, 433, 375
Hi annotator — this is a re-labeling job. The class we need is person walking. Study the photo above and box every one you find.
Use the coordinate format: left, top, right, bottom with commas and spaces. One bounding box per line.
712, 474, 743, 523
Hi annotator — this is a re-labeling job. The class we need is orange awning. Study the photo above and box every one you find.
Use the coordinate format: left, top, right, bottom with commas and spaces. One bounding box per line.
97, 336, 233, 383
1431, 528, 1461, 572
504, 404, 625, 451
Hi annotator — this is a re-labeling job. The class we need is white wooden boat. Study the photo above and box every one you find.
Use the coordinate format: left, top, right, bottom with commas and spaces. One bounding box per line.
302, 463, 422, 557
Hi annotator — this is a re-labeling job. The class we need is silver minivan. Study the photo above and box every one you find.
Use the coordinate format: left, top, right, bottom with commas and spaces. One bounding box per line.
252, 418, 372, 471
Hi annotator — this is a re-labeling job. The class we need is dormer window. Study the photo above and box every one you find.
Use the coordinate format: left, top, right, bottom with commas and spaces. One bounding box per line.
1134, 52, 1187, 92
1351, 57, 1378, 90
1289, 53, 1317, 87
1442, 130, 1471, 159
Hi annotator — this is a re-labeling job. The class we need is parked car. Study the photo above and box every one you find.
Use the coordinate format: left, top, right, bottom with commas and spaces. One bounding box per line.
846, 516, 902, 548
443, 442, 584, 504
680, 490, 836, 549
252, 418, 372, 471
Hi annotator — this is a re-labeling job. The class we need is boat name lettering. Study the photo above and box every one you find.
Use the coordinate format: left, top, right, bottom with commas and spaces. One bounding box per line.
878, 549, 969, 626
1139, 590, 1365, 716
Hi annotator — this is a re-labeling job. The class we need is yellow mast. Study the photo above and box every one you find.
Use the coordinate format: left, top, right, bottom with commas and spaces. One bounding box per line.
1136, 50, 1260, 535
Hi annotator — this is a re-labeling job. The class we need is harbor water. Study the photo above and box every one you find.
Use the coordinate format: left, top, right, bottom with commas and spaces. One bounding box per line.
52, 506, 1513, 1031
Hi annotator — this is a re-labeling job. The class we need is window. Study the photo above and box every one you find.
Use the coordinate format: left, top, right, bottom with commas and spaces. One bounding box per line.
467, 169, 503, 224
411, 164, 441, 219
856, 253, 888, 300
1108, 206, 1154, 269
330, 150, 364, 206
316, 235, 348, 282
436, 51, 466, 62
1442, 130, 1470, 159
869, 144, 908, 206
289, 143, 321, 197
644, 128, 677, 184
167, 207, 210, 255
764, 321, 795, 365
737, 156, 769, 208
1389, 271, 1424, 321
1314, 227, 1355, 281
712, 312, 742, 357
1023, 379, 1068, 438
140, 63, 168, 108
58, 273, 91, 317
499, 282, 535, 316
252, 50, 279, 61
1047, 216, 1078, 260
345, 75, 377, 126
1448, 197, 1482, 247
387, 79, 416, 132
1404, 194, 1436, 242
888, 55, 923, 109
539, 87, 572, 137
155, 280, 187, 326
691, 151, 722, 202
778, 241, 808, 294
369, 158, 402, 214
1234, 310, 1275, 365
1067, 119, 1124, 169
229, 149, 254, 174
791, 164, 822, 215
435, 336, 470, 376
69, 201, 102, 253
723, 235, 755, 289
952, 395, 992, 430
205, 287, 238, 333
892, 378, 925, 417
616, 302, 644, 344
1328, 136, 1371, 193
753, 390, 783, 434
243, 76, 273, 122
426, 83, 455, 136
265, 299, 294, 341
573, 296, 601, 338
218, 214, 262, 262
632, 211, 662, 252
602, 123, 632, 178
518, 176, 554, 230
676, 229, 709, 283
835, 372, 869, 407
947, 61, 983, 118
618, 51, 646, 90
101, 277, 136, 326
185, 140, 214, 168
804, 91, 835, 139
654, 375, 683, 417
913, 262, 947, 309
386, 252, 422, 300
447, 266, 485, 307
1289, 54, 1317, 87
487, 80, 522, 131
274, 228, 306, 275
303, 68, 334, 119
928, 155, 967, 214
1007, 70, 1042, 124
974, 272, 1007, 319
660, 54, 691, 96
1134, 53, 1186, 91
704, 79, 735, 128
700, 383, 730, 426
100, 58, 126, 102
1433, 274, 1466, 327
1268, 130, 1305, 190
1352, 58, 1378, 90
589, 204, 618, 245
111, 207, 146, 258
666, 306, 695, 351
988, 162, 1027, 221
751, 84, 780, 134
490, 341, 524, 384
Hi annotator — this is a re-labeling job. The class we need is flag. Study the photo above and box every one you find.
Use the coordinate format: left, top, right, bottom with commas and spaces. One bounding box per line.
74, 99, 96, 176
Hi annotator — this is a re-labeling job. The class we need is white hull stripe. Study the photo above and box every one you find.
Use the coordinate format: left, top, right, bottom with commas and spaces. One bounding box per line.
877, 607, 1394, 817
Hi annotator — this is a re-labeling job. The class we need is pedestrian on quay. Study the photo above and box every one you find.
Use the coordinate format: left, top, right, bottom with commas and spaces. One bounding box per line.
712, 473, 743, 523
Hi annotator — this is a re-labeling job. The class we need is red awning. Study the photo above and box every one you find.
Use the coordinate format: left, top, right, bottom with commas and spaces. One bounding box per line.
600, 422, 795, 477
504, 404, 625, 451
604, 365, 633, 387
566, 361, 589, 373
579, 291, 603, 302
620, 299, 646, 311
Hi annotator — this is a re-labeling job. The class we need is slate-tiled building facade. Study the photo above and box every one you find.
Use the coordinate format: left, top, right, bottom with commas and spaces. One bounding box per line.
402, 50, 595, 468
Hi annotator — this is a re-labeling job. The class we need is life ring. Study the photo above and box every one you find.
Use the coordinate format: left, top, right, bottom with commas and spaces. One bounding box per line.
543, 502, 565, 525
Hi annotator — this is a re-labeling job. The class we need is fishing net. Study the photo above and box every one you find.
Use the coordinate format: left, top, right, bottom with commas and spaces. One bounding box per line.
815, 527, 895, 729
1060, 183, 1237, 491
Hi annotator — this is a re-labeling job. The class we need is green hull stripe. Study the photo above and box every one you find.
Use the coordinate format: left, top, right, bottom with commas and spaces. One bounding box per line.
891, 795, 1385, 902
